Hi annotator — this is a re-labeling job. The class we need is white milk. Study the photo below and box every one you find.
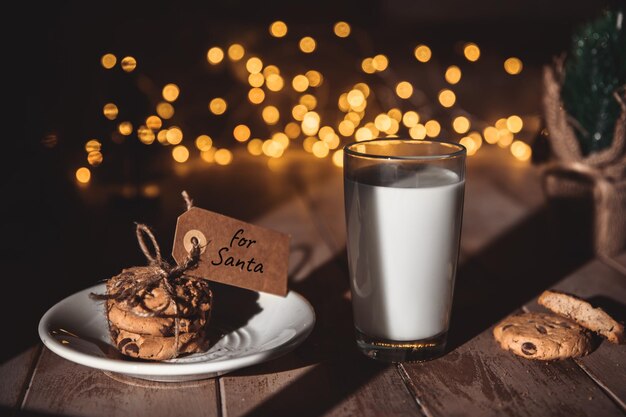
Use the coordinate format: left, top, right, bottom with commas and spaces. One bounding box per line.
345, 166, 464, 341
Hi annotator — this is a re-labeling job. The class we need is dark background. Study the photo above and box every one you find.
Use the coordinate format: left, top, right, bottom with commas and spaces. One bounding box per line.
1, 0, 610, 363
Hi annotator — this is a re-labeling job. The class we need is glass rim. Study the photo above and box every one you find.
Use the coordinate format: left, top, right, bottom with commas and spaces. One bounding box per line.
343, 138, 466, 161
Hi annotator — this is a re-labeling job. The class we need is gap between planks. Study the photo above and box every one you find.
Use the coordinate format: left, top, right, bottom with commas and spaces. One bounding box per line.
395, 363, 431, 417
17, 344, 44, 411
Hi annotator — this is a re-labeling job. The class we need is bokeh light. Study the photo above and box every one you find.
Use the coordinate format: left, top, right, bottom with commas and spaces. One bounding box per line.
246, 57, 263, 74
233, 124, 251, 142
504, 57, 523, 75
452, 116, 470, 134
334, 22, 351, 38
339, 120, 355, 137
498, 130, 514, 148
248, 73, 264, 87
355, 127, 373, 141
248, 87, 265, 104
305, 70, 323, 87
409, 124, 427, 139
166, 127, 183, 145
215, 149, 233, 165
396, 81, 413, 99
332, 149, 344, 167
303, 136, 317, 152
195, 135, 213, 151
162, 84, 180, 102
414, 45, 432, 62
506, 115, 524, 133
263, 65, 280, 77
299, 37, 316, 53
269, 21, 288, 38
209, 98, 227, 115
292, 104, 308, 121
137, 126, 155, 144
85, 139, 101, 153
361, 57, 375, 74
374, 114, 392, 131
146, 115, 162, 130
118, 122, 133, 136
262, 105, 280, 125
425, 120, 441, 137
247, 138, 263, 156
511, 140, 532, 161
312, 140, 330, 158
438, 89, 456, 108
76, 167, 91, 184
172, 145, 189, 163
207, 47, 224, 64
372, 54, 389, 71
120, 56, 137, 72
459, 136, 478, 156
101, 53, 117, 69
302, 111, 320, 136
157, 102, 175, 119
266, 74, 284, 91
299, 94, 317, 110
402, 111, 419, 127
228, 44, 245, 61
201, 148, 216, 163
347, 89, 365, 108
103, 103, 118, 120
463, 43, 480, 62
285, 122, 301, 139
483, 126, 499, 144
445, 66, 462, 84
292, 75, 309, 92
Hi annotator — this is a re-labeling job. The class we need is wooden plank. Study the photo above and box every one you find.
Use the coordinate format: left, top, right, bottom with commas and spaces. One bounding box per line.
467, 146, 544, 209
298, 171, 345, 253
399, 323, 624, 417
0, 345, 41, 409
254, 194, 335, 283
460, 173, 530, 256
524, 260, 626, 410
220, 355, 418, 417
22, 348, 219, 417
219, 253, 419, 417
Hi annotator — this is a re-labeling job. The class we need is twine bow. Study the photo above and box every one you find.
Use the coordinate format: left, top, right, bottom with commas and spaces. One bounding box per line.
91, 191, 205, 359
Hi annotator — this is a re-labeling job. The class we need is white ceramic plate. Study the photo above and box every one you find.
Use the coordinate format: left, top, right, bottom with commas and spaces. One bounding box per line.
39, 284, 315, 382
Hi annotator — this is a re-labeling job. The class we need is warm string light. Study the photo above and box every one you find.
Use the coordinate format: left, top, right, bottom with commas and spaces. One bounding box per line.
83, 23, 532, 181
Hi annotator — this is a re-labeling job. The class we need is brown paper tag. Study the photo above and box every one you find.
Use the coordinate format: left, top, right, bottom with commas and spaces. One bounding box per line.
172, 207, 290, 296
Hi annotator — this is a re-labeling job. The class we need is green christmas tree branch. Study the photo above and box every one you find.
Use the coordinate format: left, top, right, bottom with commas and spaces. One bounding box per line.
561, 7, 626, 155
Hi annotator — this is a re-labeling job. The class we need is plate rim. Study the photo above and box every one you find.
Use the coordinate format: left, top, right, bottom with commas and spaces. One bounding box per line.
38, 283, 315, 376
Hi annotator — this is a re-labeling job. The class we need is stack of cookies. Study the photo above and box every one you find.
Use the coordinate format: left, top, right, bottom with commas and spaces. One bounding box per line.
105, 266, 213, 361
493, 290, 624, 361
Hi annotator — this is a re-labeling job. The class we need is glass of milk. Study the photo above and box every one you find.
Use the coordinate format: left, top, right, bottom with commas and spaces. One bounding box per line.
344, 139, 466, 362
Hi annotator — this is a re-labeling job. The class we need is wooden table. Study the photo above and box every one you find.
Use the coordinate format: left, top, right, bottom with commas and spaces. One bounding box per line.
2, 147, 625, 417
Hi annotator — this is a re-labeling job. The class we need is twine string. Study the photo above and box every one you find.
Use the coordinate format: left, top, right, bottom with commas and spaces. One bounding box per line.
90, 191, 203, 359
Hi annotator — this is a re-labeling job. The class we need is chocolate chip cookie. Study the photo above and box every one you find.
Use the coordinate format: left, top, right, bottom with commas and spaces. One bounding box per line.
106, 267, 212, 317
493, 312, 592, 360
110, 324, 209, 361
538, 290, 624, 344
107, 301, 210, 336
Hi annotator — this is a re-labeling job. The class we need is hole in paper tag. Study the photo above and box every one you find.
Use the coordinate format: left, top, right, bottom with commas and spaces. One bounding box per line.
183, 229, 208, 254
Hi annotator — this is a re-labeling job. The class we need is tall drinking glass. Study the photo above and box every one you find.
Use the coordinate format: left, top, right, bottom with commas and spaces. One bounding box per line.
344, 139, 466, 362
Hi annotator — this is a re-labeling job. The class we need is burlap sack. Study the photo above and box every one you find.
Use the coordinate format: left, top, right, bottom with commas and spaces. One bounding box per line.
542, 64, 626, 257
